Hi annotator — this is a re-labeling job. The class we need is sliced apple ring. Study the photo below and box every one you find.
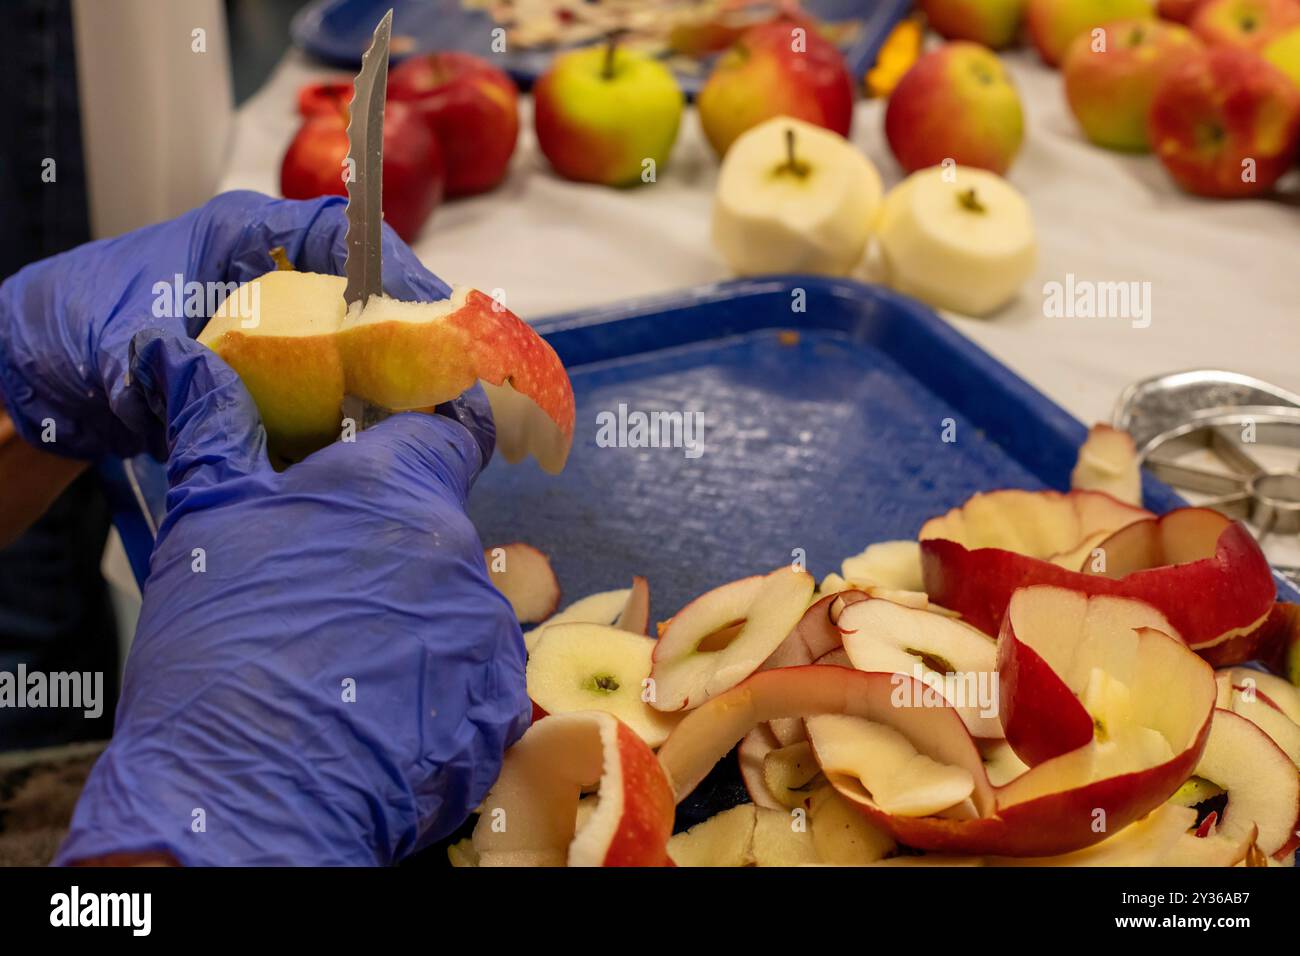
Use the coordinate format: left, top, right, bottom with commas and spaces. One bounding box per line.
838, 596, 1001, 738
484, 542, 560, 625
526, 623, 682, 747
650, 567, 815, 711
472, 711, 674, 867
200, 271, 575, 471
1191, 708, 1300, 859
840, 540, 924, 591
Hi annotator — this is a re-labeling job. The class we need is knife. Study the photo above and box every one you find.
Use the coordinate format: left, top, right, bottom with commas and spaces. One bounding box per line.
341, 8, 393, 430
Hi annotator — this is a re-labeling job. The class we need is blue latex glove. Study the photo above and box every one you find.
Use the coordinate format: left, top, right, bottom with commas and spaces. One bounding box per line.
0, 191, 449, 462
55, 332, 529, 866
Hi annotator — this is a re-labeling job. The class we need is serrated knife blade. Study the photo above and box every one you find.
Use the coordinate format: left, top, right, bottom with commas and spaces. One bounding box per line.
341, 9, 394, 432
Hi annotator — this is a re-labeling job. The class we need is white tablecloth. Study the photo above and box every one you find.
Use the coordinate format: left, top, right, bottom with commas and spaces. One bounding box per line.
218, 47, 1300, 429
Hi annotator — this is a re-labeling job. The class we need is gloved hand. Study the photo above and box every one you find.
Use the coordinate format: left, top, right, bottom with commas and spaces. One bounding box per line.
0, 190, 448, 462
55, 332, 529, 866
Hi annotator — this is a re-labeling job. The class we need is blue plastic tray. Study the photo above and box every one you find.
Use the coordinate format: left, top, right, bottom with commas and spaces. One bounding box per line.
290, 0, 911, 95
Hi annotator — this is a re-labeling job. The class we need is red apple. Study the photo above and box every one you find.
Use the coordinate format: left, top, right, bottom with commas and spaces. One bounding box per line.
297, 78, 353, 118
1148, 45, 1300, 196
387, 51, 519, 198
1191, 0, 1300, 49
1160, 0, 1213, 20
1063, 19, 1202, 152
697, 17, 854, 159
279, 101, 444, 242
884, 42, 1025, 175
921, 0, 1031, 49
1027, 0, 1158, 67
472, 711, 674, 866
533, 43, 683, 186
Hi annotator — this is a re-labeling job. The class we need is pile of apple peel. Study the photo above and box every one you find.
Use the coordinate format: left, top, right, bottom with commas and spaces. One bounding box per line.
201, 271, 575, 471
455, 425, 1300, 867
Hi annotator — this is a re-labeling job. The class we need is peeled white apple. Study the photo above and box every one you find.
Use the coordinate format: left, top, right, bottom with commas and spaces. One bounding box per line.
712, 116, 882, 278
875, 165, 1036, 317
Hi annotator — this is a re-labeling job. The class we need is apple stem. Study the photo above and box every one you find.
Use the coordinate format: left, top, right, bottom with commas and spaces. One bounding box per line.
776, 127, 811, 179
957, 187, 986, 214
602, 30, 623, 80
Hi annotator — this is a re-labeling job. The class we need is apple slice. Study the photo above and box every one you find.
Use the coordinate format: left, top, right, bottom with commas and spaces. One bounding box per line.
808, 786, 896, 865
1071, 424, 1142, 507
614, 575, 650, 635
920, 489, 1152, 634
997, 586, 1195, 765
761, 590, 863, 670
752, 807, 819, 866
923, 496, 1275, 658
526, 623, 681, 747
838, 596, 1001, 738
807, 714, 976, 816
738, 725, 784, 809
1215, 671, 1300, 767
1217, 666, 1300, 725
650, 567, 815, 711
762, 740, 826, 809
667, 804, 757, 867
840, 540, 924, 591
485, 542, 560, 625
200, 271, 574, 470
1192, 708, 1300, 858
1085, 508, 1277, 662
472, 711, 674, 867
978, 739, 1030, 787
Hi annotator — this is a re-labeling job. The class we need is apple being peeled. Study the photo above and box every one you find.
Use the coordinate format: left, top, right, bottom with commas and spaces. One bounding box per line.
387, 51, 519, 198
921, 0, 1031, 49
199, 271, 574, 470
698, 18, 854, 159
712, 116, 883, 277
1027, 0, 1157, 67
280, 101, 443, 243
1191, 0, 1300, 50
1148, 45, 1300, 196
885, 42, 1025, 175
875, 165, 1037, 317
1063, 19, 1202, 151
533, 44, 683, 187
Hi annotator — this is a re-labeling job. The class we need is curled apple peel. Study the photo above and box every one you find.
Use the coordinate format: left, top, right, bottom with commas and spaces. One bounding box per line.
472, 711, 674, 867
199, 271, 575, 471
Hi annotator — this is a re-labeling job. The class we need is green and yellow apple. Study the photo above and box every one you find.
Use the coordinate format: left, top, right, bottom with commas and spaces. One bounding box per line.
199, 271, 575, 471
532, 44, 683, 187
1263, 23, 1300, 85
1063, 18, 1202, 150
1148, 45, 1300, 196
697, 17, 854, 159
1027, 0, 1157, 67
712, 116, 883, 276
921, 0, 1030, 49
884, 42, 1025, 175
1191, 0, 1300, 50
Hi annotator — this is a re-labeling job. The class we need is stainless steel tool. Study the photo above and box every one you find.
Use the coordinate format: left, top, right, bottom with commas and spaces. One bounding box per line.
341, 8, 394, 430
